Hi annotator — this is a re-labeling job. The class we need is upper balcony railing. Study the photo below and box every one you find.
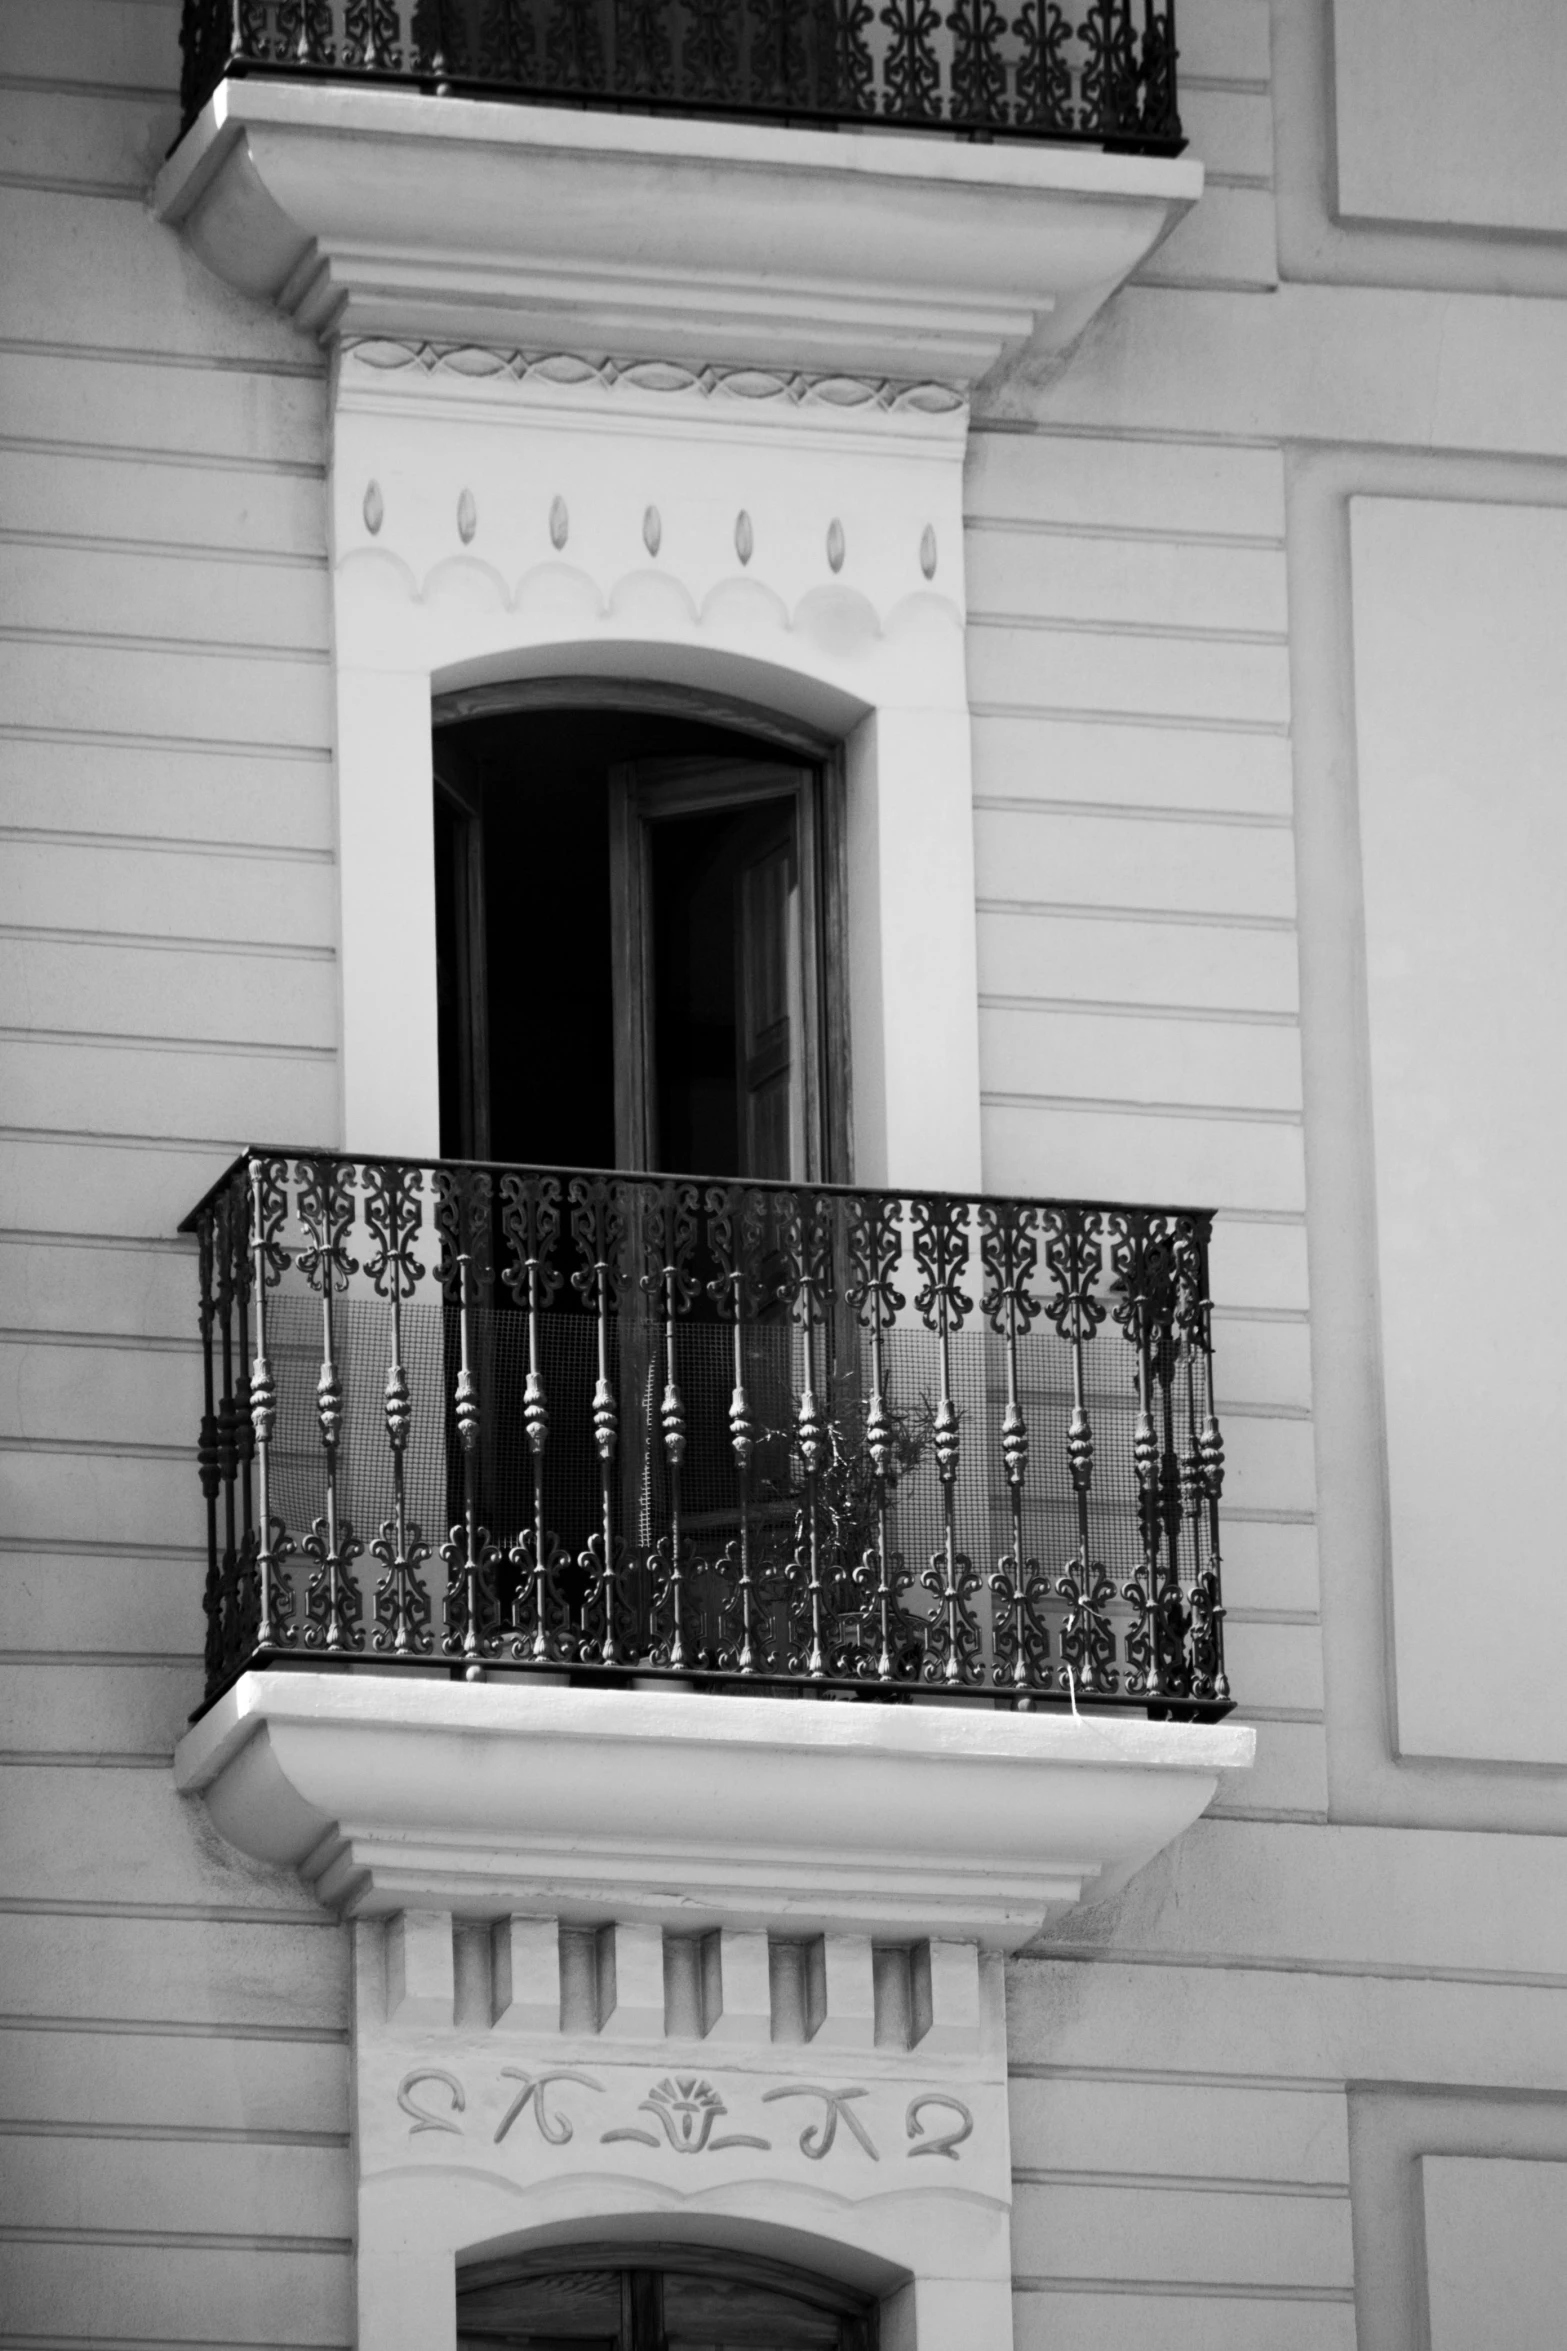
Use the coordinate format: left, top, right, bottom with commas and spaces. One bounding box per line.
177, 0, 1183, 152
184, 1152, 1230, 1718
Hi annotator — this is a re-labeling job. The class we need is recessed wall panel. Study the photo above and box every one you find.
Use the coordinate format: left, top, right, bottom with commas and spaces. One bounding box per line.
1349, 496, 1567, 1763
1333, 0, 1567, 235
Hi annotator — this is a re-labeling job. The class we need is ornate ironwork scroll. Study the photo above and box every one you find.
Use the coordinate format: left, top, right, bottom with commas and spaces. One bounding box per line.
177, 0, 1184, 150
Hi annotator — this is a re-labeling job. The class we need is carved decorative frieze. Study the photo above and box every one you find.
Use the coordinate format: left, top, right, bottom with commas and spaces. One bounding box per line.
342, 338, 970, 414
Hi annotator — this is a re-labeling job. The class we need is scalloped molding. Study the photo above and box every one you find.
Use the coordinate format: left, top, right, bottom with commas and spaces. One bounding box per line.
347, 340, 969, 415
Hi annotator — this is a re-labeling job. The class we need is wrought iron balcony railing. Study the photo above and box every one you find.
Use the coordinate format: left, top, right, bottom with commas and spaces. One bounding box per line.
178, 0, 1183, 152
184, 1152, 1230, 1718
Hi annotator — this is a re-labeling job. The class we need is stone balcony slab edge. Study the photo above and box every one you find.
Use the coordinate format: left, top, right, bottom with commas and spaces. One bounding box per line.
151, 81, 1203, 381
175, 1671, 1254, 1944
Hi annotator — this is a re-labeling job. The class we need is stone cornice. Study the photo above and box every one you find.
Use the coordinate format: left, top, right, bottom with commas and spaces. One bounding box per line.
175, 1672, 1253, 1940
152, 78, 1202, 385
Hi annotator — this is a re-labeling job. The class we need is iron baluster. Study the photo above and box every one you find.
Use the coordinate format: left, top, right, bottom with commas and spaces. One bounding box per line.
434, 1163, 497, 1675
1180, 1215, 1228, 1703
779, 1189, 834, 1679
343, 0, 404, 67
449, 1248, 487, 1676
708, 1183, 763, 1674
947, 0, 1008, 125
500, 1173, 564, 1664
246, 1154, 294, 1661
645, 1180, 700, 1670
981, 1199, 1045, 1701
571, 1177, 627, 1662
296, 1156, 363, 1655
846, 1192, 906, 1682
913, 1196, 981, 1686
364, 1161, 431, 1657
195, 1206, 223, 1688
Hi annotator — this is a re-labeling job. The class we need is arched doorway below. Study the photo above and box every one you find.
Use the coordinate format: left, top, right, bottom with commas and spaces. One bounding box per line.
457, 2239, 877, 2349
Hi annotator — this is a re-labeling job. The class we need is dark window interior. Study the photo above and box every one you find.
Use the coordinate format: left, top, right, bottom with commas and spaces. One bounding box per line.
434, 706, 826, 1177
456, 2244, 876, 2349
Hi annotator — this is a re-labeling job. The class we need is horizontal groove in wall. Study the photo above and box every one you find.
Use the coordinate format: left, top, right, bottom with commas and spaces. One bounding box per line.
0, 1896, 332, 1929
0, 171, 144, 202
0, 75, 176, 106
0, 725, 332, 764
0, 2225, 351, 2255
1234, 1706, 1325, 1725
972, 795, 1292, 829
981, 1090, 1302, 1127
978, 897, 1296, 934
0, 2120, 349, 2151
0, 826, 333, 865
1008, 2062, 1344, 2092
0, 1124, 256, 1152
0, 1537, 203, 1560
979, 994, 1299, 1026
1209, 1207, 1307, 1227
0, 1432, 191, 1462
1012, 2276, 1354, 2303
0, 432, 323, 481
0, 525, 328, 571
0, 1230, 195, 1256
0, 922, 335, 961
970, 418, 1282, 453
0, 2341, 348, 2351
0, 2015, 346, 2046
1025, 1946, 1567, 1992
0, 1328, 201, 1354
0, 1651, 199, 1668
1226, 1607, 1320, 1625
1129, 272, 1278, 296
1213, 1303, 1311, 1324
0, 1753, 172, 1771
1181, 72, 1271, 96
1211, 1805, 1333, 1825
1204, 171, 1274, 194
969, 610, 1289, 649
969, 702, 1292, 738
0, 624, 330, 667
0, 1026, 336, 1064
0, 333, 325, 380
1011, 2167, 1348, 2198
1213, 1400, 1312, 1423
965, 519, 1285, 555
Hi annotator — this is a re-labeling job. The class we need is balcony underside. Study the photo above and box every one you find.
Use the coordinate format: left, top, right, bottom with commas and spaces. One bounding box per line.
175, 1669, 1253, 1938
152, 77, 1201, 380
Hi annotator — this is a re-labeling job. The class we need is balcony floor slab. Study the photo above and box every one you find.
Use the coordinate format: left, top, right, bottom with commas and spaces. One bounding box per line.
176, 1669, 1254, 1942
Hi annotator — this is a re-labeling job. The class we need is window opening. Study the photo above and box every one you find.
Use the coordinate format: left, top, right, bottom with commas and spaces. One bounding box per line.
433, 706, 846, 1184
457, 2243, 876, 2350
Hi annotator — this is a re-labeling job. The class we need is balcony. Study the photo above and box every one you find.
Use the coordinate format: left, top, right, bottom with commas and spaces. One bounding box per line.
184, 1151, 1232, 1721
178, 0, 1185, 154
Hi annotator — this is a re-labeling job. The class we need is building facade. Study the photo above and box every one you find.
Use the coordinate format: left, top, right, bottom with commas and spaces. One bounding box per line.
3, 0, 1566, 2345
